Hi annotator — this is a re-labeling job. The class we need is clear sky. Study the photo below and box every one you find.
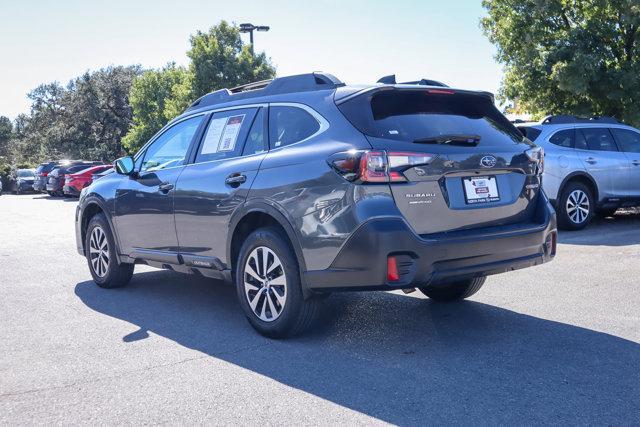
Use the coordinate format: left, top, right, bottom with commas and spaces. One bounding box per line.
0, 0, 503, 119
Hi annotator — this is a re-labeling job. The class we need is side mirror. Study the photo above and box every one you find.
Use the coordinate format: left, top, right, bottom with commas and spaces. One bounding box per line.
114, 156, 135, 176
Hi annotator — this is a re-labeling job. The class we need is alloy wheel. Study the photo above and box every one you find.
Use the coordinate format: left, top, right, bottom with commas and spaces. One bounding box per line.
566, 189, 590, 224
89, 226, 110, 278
243, 246, 287, 322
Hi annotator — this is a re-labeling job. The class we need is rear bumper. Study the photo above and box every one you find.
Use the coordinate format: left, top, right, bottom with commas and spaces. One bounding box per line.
304, 195, 557, 291
46, 181, 63, 192
63, 185, 81, 196
33, 179, 47, 192
16, 181, 35, 192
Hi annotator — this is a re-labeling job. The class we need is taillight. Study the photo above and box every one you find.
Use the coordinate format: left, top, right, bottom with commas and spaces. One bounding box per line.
526, 146, 544, 174
329, 150, 435, 183
359, 151, 388, 182
40, 172, 48, 177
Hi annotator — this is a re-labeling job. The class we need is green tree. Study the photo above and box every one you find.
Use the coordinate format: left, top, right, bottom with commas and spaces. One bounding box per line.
188, 20, 276, 98
0, 116, 12, 159
63, 65, 140, 161
482, 0, 640, 125
19, 82, 67, 163
12, 66, 140, 164
123, 21, 276, 153
122, 63, 191, 153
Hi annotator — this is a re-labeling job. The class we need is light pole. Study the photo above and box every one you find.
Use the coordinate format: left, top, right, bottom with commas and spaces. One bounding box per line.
239, 23, 270, 54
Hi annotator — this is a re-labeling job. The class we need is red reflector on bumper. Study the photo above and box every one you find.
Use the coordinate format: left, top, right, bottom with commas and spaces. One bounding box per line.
387, 256, 400, 282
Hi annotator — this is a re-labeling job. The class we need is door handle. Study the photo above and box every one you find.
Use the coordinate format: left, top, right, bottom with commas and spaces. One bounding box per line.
633, 160, 640, 166
158, 182, 174, 193
585, 157, 597, 165
225, 173, 247, 186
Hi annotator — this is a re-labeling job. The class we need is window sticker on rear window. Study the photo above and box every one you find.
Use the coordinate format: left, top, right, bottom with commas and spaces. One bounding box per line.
218, 115, 245, 151
200, 117, 227, 154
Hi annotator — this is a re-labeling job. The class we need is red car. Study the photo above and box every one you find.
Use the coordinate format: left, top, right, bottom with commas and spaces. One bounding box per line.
63, 165, 112, 197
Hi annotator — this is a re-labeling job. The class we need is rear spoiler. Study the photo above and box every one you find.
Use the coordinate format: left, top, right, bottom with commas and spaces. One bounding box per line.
377, 74, 448, 87
335, 85, 495, 105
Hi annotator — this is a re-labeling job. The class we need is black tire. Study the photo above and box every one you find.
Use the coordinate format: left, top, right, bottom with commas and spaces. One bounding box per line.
85, 213, 134, 289
557, 181, 594, 230
419, 277, 486, 302
235, 227, 318, 338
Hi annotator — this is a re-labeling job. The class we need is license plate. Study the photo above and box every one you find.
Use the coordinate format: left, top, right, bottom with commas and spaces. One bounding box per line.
463, 176, 500, 204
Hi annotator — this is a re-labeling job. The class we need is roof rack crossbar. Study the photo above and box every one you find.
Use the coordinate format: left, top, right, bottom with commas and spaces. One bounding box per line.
187, 72, 344, 111
229, 79, 273, 93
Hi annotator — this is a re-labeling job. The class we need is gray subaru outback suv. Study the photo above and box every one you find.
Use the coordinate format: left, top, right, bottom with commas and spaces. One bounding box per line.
75, 72, 556, 337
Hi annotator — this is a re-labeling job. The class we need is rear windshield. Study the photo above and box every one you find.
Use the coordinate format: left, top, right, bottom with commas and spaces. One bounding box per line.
517, 126, 542, 141
35, 163, 55, 174
17, 170, 34, 178
338, 90, 524, 145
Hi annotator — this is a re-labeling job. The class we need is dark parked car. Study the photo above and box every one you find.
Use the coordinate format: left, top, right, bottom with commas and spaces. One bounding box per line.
47, 162, 103, 196
9, 169, 36, 194
75, 73, 556, 337
64, 165, 112, 197
33, 161, 61, 193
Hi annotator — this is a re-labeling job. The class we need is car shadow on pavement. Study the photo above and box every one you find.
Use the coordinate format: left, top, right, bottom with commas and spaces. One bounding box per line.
75, 271, 640, 425
558, 211, 640, 246
32, 195, 78, 202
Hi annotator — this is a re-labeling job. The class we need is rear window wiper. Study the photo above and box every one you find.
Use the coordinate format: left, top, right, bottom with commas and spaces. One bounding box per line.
413, 134, 481, 146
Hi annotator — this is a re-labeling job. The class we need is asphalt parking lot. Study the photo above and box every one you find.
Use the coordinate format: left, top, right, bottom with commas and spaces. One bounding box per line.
1, 194, 639, 425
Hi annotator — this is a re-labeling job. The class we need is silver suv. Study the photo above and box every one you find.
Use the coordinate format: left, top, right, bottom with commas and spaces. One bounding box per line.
518, 115, 640, 230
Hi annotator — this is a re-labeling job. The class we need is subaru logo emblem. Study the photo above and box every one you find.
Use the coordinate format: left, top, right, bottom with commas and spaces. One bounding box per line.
480, 155, 497, 168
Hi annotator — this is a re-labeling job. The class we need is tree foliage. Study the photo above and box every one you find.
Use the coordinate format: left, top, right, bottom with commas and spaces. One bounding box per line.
188, 21, 276, 98
7, 66, 139, 165
482, 0, 640, 125
123, 21, 276, 153
0, 116, 12, 159
121, 63, 191, 153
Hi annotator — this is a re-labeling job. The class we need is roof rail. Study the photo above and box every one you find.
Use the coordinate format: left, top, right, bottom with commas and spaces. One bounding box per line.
376, 74, 448, 87
541, 115, 620, 125
186, 72, 344, 111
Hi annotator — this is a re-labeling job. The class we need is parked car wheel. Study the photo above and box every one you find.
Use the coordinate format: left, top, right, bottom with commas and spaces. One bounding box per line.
235, 227, 318, 338
557, 182, 594, 230
419, 277, 486, 302
85, 213, 134, 288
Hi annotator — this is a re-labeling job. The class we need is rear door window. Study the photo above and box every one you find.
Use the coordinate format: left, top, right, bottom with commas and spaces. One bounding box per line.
611, 128, 640, 153
578, 128, 619, 152
338, 89, 523, 146
548, 129, 574, 148
242, 108, 268, 156
269, 106, 320, 148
